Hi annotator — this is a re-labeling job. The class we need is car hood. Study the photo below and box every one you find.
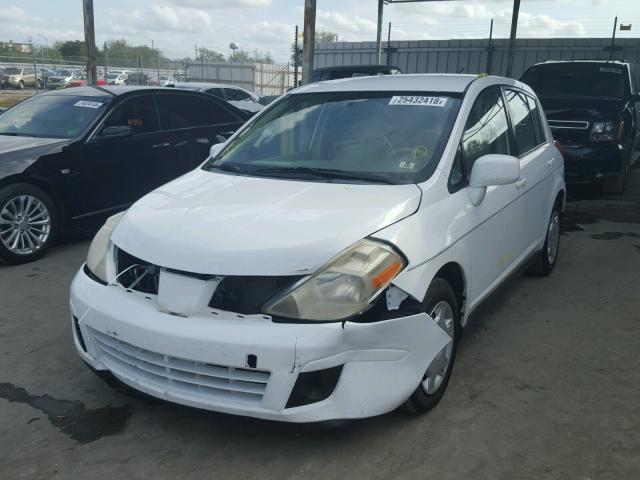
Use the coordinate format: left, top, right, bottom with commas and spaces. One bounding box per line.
539, 96, 627, 122
112, 170, 422, 276
0, 135, 69, 177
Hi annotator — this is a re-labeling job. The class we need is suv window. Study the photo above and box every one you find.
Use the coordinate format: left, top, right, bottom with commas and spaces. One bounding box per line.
102, 95, 159, 135
223, 88, 250, 101
205, 88, 225, 99
24, 68, 35, 75
157, 93, 237, 129
505, 89, 539, 155
450, 87, 510, 191
525, 94, 546, 145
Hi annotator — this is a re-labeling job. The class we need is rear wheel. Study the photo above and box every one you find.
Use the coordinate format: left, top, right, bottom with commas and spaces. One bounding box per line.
0, 184, 58, 264
529, 202, 561, 276
403, 278, 461, 414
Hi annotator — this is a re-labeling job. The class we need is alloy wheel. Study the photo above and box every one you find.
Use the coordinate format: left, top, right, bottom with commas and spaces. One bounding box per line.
547, 211, 560, 265
421, 300, 455, 395
0, 195, 52, 255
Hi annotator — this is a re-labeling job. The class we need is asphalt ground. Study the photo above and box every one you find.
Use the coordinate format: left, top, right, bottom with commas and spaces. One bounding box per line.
1, 168, 639, 480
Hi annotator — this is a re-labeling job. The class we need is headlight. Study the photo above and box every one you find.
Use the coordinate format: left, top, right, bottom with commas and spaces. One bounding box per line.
86, 211, 126, 283
263, 239, 406, 321
590, 120, 620, 142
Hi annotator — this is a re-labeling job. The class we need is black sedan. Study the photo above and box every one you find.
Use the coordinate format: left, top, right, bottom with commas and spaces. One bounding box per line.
0, 86, 246, 264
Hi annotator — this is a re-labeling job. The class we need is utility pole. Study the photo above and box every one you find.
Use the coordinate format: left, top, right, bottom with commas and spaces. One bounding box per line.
153, 40, 160, 85
83, 0, 97, 85
376, 0, 384, 64
609, 16, 618, 59
486, 18, 494, 74
386, 22, 391, 66
302, 0, 316, 84
103, 41, 108, 81
293, 25, 299, 87
505, 0, 521, 78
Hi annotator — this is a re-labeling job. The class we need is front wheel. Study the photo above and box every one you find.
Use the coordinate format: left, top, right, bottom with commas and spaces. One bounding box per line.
529, 203, 561, 276
18, 80, 24, 90
403, 278, 461, 415
604, 153, 630, 195
0, 184, 58, 264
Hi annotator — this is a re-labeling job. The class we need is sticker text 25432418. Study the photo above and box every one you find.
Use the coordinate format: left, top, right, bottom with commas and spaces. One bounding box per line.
389, 96, 448, 107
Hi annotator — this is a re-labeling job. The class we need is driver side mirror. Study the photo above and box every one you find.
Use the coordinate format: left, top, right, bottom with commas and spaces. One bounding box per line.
468, 154, 520, 206
99, 125, 133, 139
209, 143, 224, 159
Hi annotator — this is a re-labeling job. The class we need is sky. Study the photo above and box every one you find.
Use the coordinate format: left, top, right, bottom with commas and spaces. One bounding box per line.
1, 0, 638, 63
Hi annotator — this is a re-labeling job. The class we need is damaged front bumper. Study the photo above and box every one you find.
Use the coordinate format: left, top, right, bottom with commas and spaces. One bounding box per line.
70, 266, 451, 422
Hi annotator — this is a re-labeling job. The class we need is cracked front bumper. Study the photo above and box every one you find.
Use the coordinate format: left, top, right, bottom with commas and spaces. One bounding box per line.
70, 267, 451, 422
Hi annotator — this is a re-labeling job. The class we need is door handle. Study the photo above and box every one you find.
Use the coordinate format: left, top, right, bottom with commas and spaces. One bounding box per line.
152, 142, 171, 149
196, 137, 210, 145
174, 141, 188, 148
515, 177, 527, 189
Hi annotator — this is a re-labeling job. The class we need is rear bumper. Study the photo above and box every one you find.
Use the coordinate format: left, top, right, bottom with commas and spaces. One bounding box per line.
561, 142, 625, 184
70, 266, 451, 422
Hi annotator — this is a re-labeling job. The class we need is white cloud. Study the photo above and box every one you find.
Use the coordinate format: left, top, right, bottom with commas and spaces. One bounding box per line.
0, 5, 28, 23
167, 0, 271, 9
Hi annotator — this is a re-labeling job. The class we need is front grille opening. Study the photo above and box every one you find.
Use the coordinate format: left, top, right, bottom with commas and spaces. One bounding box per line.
116, 248, 160, 295
209, 275, 304, 315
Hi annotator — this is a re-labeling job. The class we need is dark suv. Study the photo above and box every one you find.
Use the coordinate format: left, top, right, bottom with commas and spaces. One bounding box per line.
521, 60, 640, 193
0, 86, 246, 263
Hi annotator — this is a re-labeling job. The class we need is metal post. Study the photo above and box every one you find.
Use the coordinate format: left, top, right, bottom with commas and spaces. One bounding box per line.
33, 57, 39, 94
505, 0, 520, 78
610, 16, 618, 60
83, 0, 97, 85
376, 0, 384, 65
302, 0, 316, 84
40, 46, 45, 87
294, 25, 299, 87
386, 22, 392, 66
103, 41, 107, 81
486, 18, 494, 74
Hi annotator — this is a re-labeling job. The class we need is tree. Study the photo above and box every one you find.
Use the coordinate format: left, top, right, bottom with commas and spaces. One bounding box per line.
197, 47, 225, 63
291, 30, 338, 65
56, 40, 86, 60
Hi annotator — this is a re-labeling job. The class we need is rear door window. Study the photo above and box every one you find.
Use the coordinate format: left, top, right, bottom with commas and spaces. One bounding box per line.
157, 93, 238, 130
205, 88, 224, 99
504, 89, 539, 156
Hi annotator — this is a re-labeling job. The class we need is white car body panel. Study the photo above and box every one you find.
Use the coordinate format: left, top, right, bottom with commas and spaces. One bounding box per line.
112, 170, 422, 275
71, 74, 565, 422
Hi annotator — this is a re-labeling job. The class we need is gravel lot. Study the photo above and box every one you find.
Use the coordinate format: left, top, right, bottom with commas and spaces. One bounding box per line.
1, 169, 639, 480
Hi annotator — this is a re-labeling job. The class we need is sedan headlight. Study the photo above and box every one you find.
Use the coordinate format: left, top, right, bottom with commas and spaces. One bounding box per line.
86, 211, 125, 283
263, 239, 406, 321
590, 120, 620, 142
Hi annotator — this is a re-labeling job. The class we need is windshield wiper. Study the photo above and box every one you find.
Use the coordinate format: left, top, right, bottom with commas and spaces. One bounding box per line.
205, 162, 249, 175
252, 166, 395, 184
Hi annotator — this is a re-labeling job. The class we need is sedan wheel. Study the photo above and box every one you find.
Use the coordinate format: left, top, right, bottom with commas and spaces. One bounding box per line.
421, 301, 455, 395
0, 184, 57, 264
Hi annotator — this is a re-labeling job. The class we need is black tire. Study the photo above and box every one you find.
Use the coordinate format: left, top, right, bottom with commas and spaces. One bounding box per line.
403, 277, 461, 415
529, 201, 561, 276
0, 183, 58, 264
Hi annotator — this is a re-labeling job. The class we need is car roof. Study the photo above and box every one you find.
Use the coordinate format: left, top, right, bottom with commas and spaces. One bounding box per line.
173, 81, 246, 91
313, 64, 400, 72
528, 60, 632, 67
293, 73, 479, 94
37, 85, 200, 97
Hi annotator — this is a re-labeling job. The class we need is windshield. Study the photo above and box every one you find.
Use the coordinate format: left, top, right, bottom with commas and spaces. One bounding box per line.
4, 68, 21, 75
521, 63, 628, 98
0, 94, 110, 138
206, 91, 460, 184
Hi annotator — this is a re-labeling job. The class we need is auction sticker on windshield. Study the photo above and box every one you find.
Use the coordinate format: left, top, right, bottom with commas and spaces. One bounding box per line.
389, 96, 448, 107
74, 101, 103, 109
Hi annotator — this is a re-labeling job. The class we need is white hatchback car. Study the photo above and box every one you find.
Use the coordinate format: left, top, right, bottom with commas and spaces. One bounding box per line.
71, 74, 565, 422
